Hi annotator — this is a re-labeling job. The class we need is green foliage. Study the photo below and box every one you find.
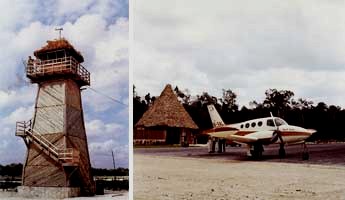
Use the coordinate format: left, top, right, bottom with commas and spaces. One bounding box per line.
220, 89, 238, 112
263, 89, 294, 117
174, 86, 191, 105
0, 163, 22, 177
92, 167, 129, 176
0, 163, 129, 178
134, 86, 345, 142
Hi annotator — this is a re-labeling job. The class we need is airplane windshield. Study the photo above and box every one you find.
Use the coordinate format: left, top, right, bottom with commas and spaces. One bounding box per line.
267, 118, 287, 127
275, 118, 287, 126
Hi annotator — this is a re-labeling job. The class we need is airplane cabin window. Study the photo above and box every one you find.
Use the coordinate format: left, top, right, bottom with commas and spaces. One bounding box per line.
267, 119, 275, 127
251, 122, 256, 127
258, 121, 263, 126
240, 124, 244, 128
245, 123, 250, 128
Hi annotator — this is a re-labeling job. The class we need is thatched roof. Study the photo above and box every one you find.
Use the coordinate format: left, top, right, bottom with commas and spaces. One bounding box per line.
34, 38, 84, 62
136, 84, 198, 129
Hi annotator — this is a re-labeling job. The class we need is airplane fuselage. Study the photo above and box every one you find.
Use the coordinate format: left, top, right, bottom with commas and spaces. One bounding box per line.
208, 117, 315, 145
228, 117, 315, 144
206, 104, 316, 158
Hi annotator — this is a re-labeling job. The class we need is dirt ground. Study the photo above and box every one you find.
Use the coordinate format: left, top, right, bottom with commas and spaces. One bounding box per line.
134, 154, 345, 200
0, 190, 128, 200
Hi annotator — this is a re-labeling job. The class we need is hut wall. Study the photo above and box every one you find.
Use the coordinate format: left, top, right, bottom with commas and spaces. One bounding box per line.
134, 128, 166, 145
186, 129, 198, 144
166, 127, 181, 144
134, 127, 197, 145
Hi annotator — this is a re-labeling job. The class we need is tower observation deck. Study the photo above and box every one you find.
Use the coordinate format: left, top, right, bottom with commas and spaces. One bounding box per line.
26, 39, 90, 86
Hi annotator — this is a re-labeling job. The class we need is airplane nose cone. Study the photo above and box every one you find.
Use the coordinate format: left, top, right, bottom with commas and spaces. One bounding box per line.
307, 129, 317, 135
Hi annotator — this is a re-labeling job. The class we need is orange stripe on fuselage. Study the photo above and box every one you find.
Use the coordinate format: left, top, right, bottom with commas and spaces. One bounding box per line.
235, 131, 255, 136
204, 128, 311, 137
279, 132, 311, 137
203, 127, 238, 134
233, 130, 311, 137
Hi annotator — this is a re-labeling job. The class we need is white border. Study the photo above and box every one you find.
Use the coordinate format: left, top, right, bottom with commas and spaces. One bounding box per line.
128, 0, 134, 199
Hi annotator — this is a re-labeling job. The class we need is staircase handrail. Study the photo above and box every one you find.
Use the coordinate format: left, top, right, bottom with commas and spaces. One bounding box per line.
16, 119, 79, 164
27, 129, 59, 156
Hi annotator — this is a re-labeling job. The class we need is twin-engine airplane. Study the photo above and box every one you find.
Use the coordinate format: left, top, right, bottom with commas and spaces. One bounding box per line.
205, 105, 316, 159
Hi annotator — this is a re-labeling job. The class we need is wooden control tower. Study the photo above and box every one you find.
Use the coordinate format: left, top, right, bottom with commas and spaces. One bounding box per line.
16, 39, 95, 198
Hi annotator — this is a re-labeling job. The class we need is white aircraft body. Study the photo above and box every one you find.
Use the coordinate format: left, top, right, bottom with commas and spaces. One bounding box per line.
206, 105, 317, 159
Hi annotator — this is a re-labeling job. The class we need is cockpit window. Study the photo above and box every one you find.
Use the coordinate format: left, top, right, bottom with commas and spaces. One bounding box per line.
267, 118, 287, 127
275, 118, 287, 126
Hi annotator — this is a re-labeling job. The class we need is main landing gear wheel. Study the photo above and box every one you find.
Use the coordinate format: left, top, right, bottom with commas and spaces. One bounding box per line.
250, 144, 263, 159
279, 144, 286, 158
302, 143, 309, 160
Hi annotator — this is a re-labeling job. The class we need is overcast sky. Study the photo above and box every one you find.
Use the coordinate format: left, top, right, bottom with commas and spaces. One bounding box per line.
134, 0, 345, 108
0, 0, 128, 168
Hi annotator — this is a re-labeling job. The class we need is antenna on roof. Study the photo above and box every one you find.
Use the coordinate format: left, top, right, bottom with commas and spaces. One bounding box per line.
55, 27, 63, 39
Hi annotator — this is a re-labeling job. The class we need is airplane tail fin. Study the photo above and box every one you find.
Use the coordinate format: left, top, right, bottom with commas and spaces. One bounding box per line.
207, 104, 225, 127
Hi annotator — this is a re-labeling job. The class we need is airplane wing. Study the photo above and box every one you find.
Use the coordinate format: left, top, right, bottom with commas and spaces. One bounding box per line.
229, 130, 275, 144
203, 127, 239, 138
229, 135, 258, 143
205, 128, 276, 144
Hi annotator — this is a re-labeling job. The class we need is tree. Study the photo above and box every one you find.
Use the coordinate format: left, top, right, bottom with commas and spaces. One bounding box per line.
263, 89, 294, 117
133, 86, 345, 142
133, 86, 149, 125
219, 89, 238, 112
174, 86, 191, 105
292, 98, 314, 110
144, 93, 151, 105
0, 163, 23, 177
196, 92, 218, 106
315, 102, 328, 112
133, 85, 137, 97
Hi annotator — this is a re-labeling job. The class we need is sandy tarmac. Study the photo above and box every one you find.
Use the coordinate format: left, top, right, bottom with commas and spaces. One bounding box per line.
134, 154, 345, 200
0, 190, 128, 200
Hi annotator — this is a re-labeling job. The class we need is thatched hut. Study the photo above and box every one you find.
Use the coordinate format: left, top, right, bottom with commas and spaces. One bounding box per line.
135, 84, 198, 145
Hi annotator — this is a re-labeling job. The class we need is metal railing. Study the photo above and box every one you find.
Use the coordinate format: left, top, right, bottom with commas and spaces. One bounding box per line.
26, 56, 90, 85
16, 120, 79, 164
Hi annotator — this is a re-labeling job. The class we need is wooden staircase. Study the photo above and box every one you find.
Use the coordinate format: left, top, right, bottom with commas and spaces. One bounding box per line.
16, 120, 80, 166
16, 120, 95, 195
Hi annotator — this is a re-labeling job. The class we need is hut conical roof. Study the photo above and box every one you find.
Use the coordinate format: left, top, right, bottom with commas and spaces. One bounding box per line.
136, 84, 198, 129
34, 38, 84, 62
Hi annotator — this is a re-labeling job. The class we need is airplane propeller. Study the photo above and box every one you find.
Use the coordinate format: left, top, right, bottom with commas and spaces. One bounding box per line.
270, 112, 287, 158
270, 112, 283, 144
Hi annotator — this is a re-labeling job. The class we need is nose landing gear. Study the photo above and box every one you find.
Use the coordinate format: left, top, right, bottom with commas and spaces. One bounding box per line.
279, 143, 286, 158
302, 143, 309, 160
